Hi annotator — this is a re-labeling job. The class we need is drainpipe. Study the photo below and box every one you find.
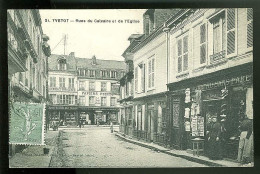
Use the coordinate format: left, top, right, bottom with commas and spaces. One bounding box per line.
163, 23, 170, 146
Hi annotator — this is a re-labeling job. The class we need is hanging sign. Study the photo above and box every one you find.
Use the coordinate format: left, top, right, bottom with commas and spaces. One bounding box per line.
185, 88, 191, 103
184, 108, 190, 118
191, 116, 198, 136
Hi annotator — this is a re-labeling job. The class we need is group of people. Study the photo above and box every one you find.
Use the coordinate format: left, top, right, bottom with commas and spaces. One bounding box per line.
205, 114, 253, 165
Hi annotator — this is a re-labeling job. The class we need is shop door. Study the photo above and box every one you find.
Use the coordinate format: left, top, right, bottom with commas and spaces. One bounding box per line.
148, 110, 154, 141
171, 95, 184, 150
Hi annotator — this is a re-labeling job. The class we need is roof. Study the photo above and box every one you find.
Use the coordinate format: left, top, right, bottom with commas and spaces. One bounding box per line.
48, 54, 126, 71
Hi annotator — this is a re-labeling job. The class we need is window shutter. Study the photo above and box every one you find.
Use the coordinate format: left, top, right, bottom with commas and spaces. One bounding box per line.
226, 9, 236, 55
135, 67, 138, 92
142, 64, 145, 91
247, 8, 253, 48
200, 24, 206, 64
177, 39, 182, 73
151, 59, 154, 87
193, 24, 200, 68
148, 60, 151, 88
183, 36, 188, 71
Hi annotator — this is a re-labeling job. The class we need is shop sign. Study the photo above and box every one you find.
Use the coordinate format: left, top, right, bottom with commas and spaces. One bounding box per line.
82, 91, 113, 96
197, 74, 252, 91
202, 89, 222, 101
48, 106, 77, 110
191, 116, 204, 136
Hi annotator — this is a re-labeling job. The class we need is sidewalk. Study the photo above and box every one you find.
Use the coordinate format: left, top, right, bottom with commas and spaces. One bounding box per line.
115, 132, 242, 167
9, 130, 59, 168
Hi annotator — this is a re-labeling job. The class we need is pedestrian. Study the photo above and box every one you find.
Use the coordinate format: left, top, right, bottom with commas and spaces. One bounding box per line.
79, 117, 82, 128
205, 117, 213, 156
237, 116, 253, 164
110, 121, 114, 133
207, 115, 223, 160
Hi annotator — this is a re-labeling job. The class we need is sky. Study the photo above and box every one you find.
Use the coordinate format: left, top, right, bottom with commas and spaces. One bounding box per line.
40, 9, 146, 61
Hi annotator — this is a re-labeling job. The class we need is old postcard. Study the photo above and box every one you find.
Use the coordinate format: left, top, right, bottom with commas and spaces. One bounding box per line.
8, 9, 253, 168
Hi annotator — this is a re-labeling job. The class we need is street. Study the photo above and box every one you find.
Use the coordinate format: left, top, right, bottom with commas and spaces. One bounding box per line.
49, 127, 207, 167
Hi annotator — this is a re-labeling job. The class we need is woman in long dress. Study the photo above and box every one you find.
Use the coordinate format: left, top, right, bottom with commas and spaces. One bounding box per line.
208, 116, 223, 160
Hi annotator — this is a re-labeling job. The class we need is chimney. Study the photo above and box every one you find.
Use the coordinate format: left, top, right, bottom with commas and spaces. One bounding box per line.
92, 55, 97, 65
69, 52, 75, 57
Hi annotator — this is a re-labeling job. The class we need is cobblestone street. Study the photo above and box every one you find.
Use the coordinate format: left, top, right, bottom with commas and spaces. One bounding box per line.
49, 127, 207, 167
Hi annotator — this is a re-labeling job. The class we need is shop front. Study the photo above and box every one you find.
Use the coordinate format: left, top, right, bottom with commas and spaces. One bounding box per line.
167, 63, 253, 159
78, 106, 119, 125
48, 106, 79, 127
133, 94, 167, 144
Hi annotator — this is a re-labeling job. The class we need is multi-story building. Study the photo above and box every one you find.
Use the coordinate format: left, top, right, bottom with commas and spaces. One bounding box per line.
48, 52, 126, 126
166, 8, 253, 159
121, 8, 253, 161
119, 34, 144, 136
130, 9, 181, 143
8, 10, 51, 154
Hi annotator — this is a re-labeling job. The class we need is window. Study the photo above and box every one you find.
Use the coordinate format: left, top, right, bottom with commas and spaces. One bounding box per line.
65, 95, 69, 104
50, 94, 56, 104
79, 69, 84, 76
177, 35, 189, 73
148, 58, 154, 88
111, 97, 116, 106
19, 72, 23, 82
58, 59, 67, 70
101, 70, 106, 78
247, 8, 253, 48
89, 82, 95, 91
79, 96, 85, 106
106, 71, 110, 78
62, 95, 66, 104
111, 71, 117, 78
90, 70, 95, 77
69, 78, 74, 89
79, 81, 85, 90
101, 82, 107, 91
226, 9, 236, 56
50, 77, 56, 87
57, 95, 66, 104
101, 97, 106, 106
212, 13, 226, 54
59, 77, 65, 88
89, 96, 95, 105
141, 64, 145, 92
68, 95, 74, 105
135, 67, 138, 93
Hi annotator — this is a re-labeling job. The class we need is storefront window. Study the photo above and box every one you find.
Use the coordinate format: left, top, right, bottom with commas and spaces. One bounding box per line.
89, 96, 95, 106
101, 97, 106, 106
101, 82, 107, 91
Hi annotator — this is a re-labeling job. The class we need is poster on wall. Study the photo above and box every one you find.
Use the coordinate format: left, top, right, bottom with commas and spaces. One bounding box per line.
191, 116, 198, 136
197, 116, 204, 136
185, 121, 191, 131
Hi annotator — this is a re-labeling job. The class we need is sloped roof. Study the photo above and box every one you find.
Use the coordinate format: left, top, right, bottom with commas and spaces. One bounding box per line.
48, 54, 126, 71
48, 54, 77, 71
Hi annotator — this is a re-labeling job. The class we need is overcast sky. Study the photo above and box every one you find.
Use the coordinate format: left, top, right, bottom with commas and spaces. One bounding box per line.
40, 9, 146, 61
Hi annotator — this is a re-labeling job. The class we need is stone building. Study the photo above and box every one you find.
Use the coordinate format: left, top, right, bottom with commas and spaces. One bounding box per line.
8, 9, 51, 155
48, 53, 126, 126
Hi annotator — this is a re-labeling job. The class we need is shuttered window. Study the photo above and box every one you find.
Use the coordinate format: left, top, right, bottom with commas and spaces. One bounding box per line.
135, 67, 138, 93
177, 35, 188, 73
141, 64, 145, 92
148, 58, 155, 88
227, 9, 236, 55
247, 8, 253, 48
200, 24, 206, 64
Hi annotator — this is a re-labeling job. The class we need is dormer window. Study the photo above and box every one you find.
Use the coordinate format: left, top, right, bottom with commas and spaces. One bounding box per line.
58, 58, 67, 70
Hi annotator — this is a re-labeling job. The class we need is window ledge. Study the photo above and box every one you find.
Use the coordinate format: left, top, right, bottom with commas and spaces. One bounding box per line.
176, 71, 189, 79
206, 59, 227, 68
192, 65, 206, 73
147, 88, 155, 92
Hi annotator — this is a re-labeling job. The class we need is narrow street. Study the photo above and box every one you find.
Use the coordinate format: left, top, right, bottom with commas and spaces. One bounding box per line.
49, 127, 207, 167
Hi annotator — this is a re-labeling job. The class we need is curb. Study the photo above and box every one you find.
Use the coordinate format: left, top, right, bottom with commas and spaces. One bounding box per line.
115, 133, 225, 167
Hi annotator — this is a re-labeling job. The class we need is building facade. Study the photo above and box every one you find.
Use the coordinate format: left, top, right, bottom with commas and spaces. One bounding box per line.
120, 8, 253, 161
48, 53, 126, 126
8, 10, 51, 155
166, 8, 253, 159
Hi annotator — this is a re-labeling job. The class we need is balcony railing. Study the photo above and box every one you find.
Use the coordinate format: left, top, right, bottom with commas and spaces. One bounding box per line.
210, 50, 226, 64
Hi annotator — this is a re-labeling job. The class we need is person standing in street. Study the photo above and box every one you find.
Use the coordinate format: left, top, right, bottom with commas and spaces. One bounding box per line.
110, 121, 114, 133
237, 116, 253, 164
207, 116, 223, 160
79, 116, 82, 128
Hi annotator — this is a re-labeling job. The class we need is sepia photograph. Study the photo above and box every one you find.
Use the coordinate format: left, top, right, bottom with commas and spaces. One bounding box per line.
7, 8, 253, 168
